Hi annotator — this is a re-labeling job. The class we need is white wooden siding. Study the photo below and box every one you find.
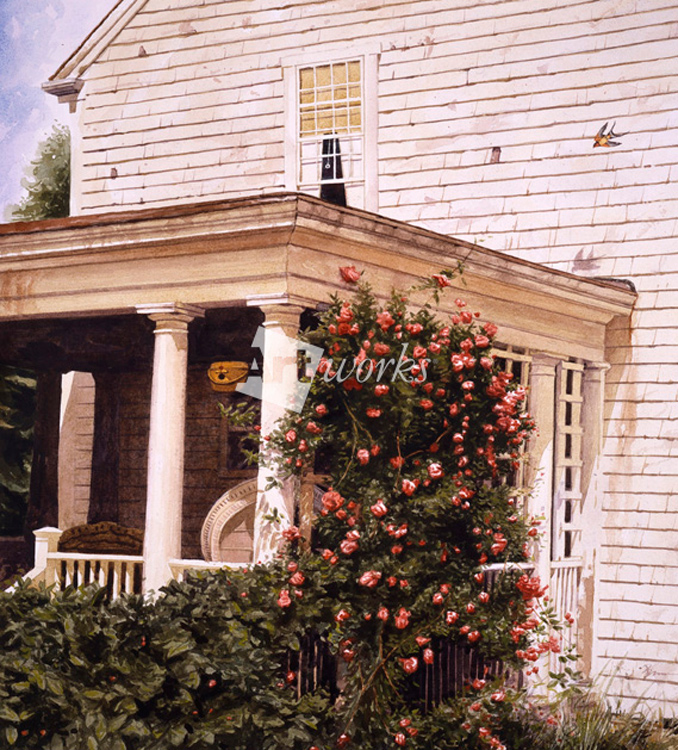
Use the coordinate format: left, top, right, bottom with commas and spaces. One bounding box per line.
70, 0, 678, 712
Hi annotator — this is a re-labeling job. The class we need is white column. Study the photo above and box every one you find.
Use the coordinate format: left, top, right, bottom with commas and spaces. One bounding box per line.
136, 303, 204, 594
252, 303, 304, 563
578, 361, 609, 677
527, 355, 560, 587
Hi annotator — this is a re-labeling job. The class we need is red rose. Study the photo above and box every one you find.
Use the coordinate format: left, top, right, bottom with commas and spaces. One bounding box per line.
474, 334, 490, 348
467, 630, 481, 643
366, 408, 382, 418
446, 610, 459, 624
423, 648, 434, 665
395, 608, 411, 629
401, 479, 417, 496
478, 591, 489, 603
400, 656, 419, 674
357, 448, 370, 465
315, 404, 329, 416
427, 463, 444, 479
285, 429, 297, 443
390, 456, 405, 469
335, 608, 351, 623
337, 733, 351, 748
359, 570, 382, 588
374, 384, 390, 396
340, 539, 359, 555
277, 589, 291, 608
282, 526, 301, 541
373, 342, 391, 355
394, 732, 407, 746
370, 499, 388, 517
491, 689, 506, 702
377, 311, 395, 331
432, 273, 451, 288
412, 345, 427, 359
483, 322, 498, 337
432, 592, 444, 605
415, 636, 430, 647
322, 489, 344, 512
377, 606, 389, 621
370, 444, 381, 456
289, 571, 305, 586
419, 398, 434, 410
306, 420, 322, 434
340, 265, 361, 283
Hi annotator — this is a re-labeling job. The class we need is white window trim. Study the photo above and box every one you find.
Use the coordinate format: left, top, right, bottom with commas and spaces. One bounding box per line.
283, 47, 379, 213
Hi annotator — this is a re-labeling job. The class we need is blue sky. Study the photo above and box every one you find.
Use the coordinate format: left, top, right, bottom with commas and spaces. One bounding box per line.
0, 0, 118, 218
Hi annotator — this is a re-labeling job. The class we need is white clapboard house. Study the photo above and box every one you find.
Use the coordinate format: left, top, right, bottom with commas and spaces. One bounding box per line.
0, 0, 676, 714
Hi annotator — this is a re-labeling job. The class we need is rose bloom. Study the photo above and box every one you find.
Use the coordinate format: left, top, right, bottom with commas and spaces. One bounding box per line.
370, 444, 381, 456
377, 310, 396, 330
432, 273, 451, 288
446, 610, 459, 625
402, 479, 417, 496
394, 732, 407, 746
377, 606, 389, 621
390, 456, 405, 469
282, 526, 301, 541
373, 342, 391, 355
322, 489, 344, 512
335, 608, 351, 623
491, 689, 506, 702
423, 648, 434, 665
374, 384, 390, 396
466, 602, 476, 614
277, 589, 291, 608
359, 570, 382, 588
483, 322, 498, 337
478, 591, 490, 603
412, 345, 428, 359
315, 404, 328, 417
370, 499, 389, 517
428, 463, 444, 479
306, 420, 322, 434
340, 539, 359, 555
357, 448, 370, 465
387, 576, 397, 587
474, 334, 490, 348
289, 571, 305, 586
432, 592, 444, 605
366, 408, 382, 418
337, 734, 351, 749
287, 561, 298, 572
415, 636, 430, 646
400, 656, 419, 674
394, 607, 411, 629
467, 630, 481, 643
391, 545, 403, 555
419, 398, 434, 410
284, 429, 297, 443
340, 265, 361, 283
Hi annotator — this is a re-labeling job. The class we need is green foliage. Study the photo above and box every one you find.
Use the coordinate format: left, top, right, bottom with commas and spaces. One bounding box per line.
0, 569, 337, 749
9, 124, 70, 222
0, 367, 36, 535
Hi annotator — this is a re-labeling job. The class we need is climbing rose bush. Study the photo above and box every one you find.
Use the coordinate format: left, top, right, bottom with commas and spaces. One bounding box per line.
266, 270, 564, 748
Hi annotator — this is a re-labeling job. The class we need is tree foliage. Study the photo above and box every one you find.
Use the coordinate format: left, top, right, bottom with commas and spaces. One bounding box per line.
9, 123, 70, 222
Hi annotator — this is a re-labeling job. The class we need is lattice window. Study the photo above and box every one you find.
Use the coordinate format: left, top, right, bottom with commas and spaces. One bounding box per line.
552, 360, 584, 562
492, 345, 531, 490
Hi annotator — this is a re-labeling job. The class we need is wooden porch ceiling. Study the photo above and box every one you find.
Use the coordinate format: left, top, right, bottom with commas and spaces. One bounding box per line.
0, 192, 636, 362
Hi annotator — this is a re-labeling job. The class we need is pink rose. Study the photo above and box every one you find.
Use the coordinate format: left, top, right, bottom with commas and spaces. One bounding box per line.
377, 606, 389, 621
366, 408, 382, 418
474, 334, 490, 348
415, 636, 430, 646
282, 526, 301, 541
401, 479, 417, 497
370, 499, 388, 517
394, 608, 411, 629
432, 273, 451, 288
376, 311, 395, 331
306, 420, 322, 434
289, 571, 305, 586
483, 322, 498, 337
374, 384, 390, 396
340, 539, 359, 555
373, 342, 390, 355
423, 648, 434, 665
427, 463, 444, 479
400, 656, 419, 674
322, 489, 344, 512
419, 398, 434, 410
395, 732, 407, 746
412, 345, 428, 359
285, 429, 297, 443
315, 404, 328, 416
277, 589, 291, 608
359, 570, 382, 588
357, 449, 370, 465
335, 608, 351, 623
340, 265, 361, 283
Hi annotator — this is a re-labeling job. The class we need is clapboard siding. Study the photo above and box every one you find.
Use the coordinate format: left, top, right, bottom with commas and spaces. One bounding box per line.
68, 0, 678, 711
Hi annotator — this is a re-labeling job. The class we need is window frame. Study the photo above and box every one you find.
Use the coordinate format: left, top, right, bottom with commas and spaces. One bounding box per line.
283, 45, 379, 212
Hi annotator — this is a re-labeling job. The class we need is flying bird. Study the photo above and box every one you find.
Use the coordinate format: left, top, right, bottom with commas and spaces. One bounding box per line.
593, 121, 627, 148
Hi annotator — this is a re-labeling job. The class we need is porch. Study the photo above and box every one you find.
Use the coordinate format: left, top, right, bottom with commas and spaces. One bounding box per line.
0, 193, 635, 668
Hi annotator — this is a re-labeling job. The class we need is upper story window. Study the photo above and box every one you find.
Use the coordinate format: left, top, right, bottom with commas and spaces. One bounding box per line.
284, 49, 378, 212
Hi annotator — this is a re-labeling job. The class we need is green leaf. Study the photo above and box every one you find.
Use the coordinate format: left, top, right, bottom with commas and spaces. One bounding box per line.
5, 727, 18, 745
0, 706, 20, 722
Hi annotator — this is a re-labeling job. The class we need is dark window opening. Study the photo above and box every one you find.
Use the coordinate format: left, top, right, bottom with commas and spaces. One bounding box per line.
320, 136, 347, 207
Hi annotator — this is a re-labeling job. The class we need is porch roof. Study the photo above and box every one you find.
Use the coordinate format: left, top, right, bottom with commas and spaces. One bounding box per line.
0, 192, 635, 362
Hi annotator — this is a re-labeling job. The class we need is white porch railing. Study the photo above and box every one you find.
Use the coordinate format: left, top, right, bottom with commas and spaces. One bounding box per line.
550, 558, 582, 653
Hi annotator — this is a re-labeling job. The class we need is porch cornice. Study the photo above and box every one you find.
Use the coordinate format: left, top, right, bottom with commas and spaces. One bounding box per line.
0, 193, 635, 361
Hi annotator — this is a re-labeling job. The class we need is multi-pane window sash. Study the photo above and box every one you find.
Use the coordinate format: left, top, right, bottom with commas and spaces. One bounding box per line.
297, 61, 365, 206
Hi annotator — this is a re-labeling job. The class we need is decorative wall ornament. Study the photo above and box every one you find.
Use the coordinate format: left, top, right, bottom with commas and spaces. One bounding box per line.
207, 361, 249, 392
